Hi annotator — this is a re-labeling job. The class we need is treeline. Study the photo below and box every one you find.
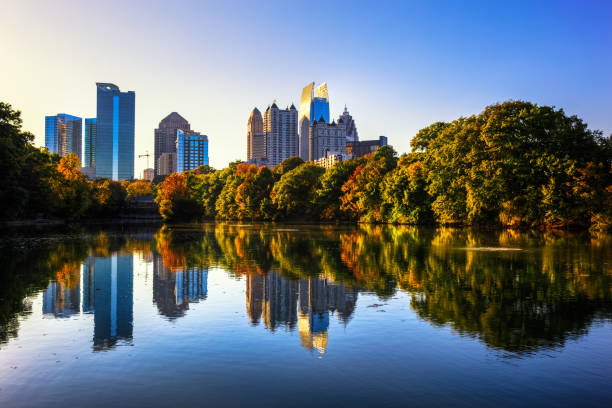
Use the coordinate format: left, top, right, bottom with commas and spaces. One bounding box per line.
2, 100, 611, 229
158, 101, 612, 230
0, 102, 155, 220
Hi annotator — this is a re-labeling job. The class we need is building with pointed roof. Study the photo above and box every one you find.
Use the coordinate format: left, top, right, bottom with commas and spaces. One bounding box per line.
299, 82, 331, 160
154, 112, 190, 176
338, 105, 359, 142
263, 102, 298, 166
247, 107, 265, 162
308, 116, 346, 161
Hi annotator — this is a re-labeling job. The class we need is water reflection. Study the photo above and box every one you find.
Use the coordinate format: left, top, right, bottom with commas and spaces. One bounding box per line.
0, 224, 611, 355
153, 255, 208, 320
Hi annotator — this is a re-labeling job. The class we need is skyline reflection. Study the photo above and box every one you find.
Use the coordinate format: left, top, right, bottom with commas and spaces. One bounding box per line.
0, 224, 610, 355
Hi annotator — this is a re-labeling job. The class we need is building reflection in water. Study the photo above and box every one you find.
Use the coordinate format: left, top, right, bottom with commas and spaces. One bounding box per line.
84, 254, 134, 351
42, 276, 80, 318
41, 254, 134, 351
246, 271, 358, 353
153, 254, 208, 320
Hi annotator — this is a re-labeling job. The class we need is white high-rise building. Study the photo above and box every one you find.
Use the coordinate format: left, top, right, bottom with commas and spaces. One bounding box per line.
263, 101, 298, 166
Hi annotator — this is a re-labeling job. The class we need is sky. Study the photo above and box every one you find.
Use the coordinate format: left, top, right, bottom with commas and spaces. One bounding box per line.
1, 0, 611, 175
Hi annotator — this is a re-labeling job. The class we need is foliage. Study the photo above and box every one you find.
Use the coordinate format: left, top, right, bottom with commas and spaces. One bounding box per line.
126, 180, 155, 197
155, 173, 202, 221
340, 146, 398, 222
1, 100, 610, 231
271, 163, 325, 219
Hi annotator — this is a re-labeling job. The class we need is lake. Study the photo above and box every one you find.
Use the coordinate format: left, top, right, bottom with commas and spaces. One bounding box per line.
1, 223, 611, 407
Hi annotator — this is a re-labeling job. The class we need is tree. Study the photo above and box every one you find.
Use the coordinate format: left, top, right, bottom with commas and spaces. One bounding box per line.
126, 180, 155, 197
0, 102, 35, 219
156, 173, 202, 221
274, 156, 304, 178
314, 158, 365, 220
418, 101, 612, 227
89, 179, 126, 217
271, 163, 324, 219
340, 146, 398, 222
382, 154, 433, 224
50, 154, 91, 218
235, 165, 275, 220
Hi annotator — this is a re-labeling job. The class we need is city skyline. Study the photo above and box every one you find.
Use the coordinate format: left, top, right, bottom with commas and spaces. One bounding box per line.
1, 0, 611, 176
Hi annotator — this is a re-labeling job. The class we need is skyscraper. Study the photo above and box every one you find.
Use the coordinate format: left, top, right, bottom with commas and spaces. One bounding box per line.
177, 129, 209, 172
45, 114, 82, 159
154, 112, 190, 176
263, 102, 298, 166
247, 107, 265, 162
95, 82, 135, 181
298, 82, 330, 160
84, 118, 97, 168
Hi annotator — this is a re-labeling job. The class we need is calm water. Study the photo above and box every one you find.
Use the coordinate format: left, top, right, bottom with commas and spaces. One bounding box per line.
1, 224, 611, 407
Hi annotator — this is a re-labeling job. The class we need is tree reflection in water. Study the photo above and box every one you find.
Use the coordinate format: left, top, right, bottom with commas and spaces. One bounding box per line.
0, 224, 610, 354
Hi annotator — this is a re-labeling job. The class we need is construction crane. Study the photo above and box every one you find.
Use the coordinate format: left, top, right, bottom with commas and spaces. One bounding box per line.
138, 151, 151, 179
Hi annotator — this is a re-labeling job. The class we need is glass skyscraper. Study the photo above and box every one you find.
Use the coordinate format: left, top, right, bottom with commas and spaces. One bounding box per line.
84, 118, 97, 168
298, 82, 330, 160
95, 83, 135, 180
44, 114, 82, 159
176, 129, 209, 172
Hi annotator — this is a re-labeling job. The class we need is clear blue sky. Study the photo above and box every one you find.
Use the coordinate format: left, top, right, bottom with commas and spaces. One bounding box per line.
1, 0, 610, 174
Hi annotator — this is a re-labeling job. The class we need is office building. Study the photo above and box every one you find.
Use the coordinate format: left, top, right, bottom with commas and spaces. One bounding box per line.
309, 118, 346, 161
143, 168, 154, 182
45, 114, 82, 159
154, 112, 190, 176
247, 107, 266, 162
177, 129, 209, 172
299, 82, 330, 160
263, 102, 298, 166
84, 118, 97, 168
338, 106, 358, 142
95, 82, 135, 181
346, 136, 389, 158
158, 152, 177, 175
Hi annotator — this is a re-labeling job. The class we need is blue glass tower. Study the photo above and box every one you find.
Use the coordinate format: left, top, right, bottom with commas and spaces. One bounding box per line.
177, 129, 209, 172
311, 97, 330, 124
84, 118, 97, 168
95, 83, 135, 180
45, 114, 82, 159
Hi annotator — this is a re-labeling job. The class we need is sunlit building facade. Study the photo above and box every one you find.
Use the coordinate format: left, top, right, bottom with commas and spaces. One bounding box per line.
263, 102, 298, 166
95, 82, 135, 181
154, 112, 191, 176
177, 130, 209, 172
247, 107, 266, 162
309, 118, 346, 161
45, 114, 82, 159
299, 82, 330, 160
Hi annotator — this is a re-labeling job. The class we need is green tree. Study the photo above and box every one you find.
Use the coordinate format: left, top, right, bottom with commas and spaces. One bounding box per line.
314, 158, 365, 220
0, 102, 35, 219
271, 163, 324, 219
340, 146, 398, 222
382, 154, 433, 224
